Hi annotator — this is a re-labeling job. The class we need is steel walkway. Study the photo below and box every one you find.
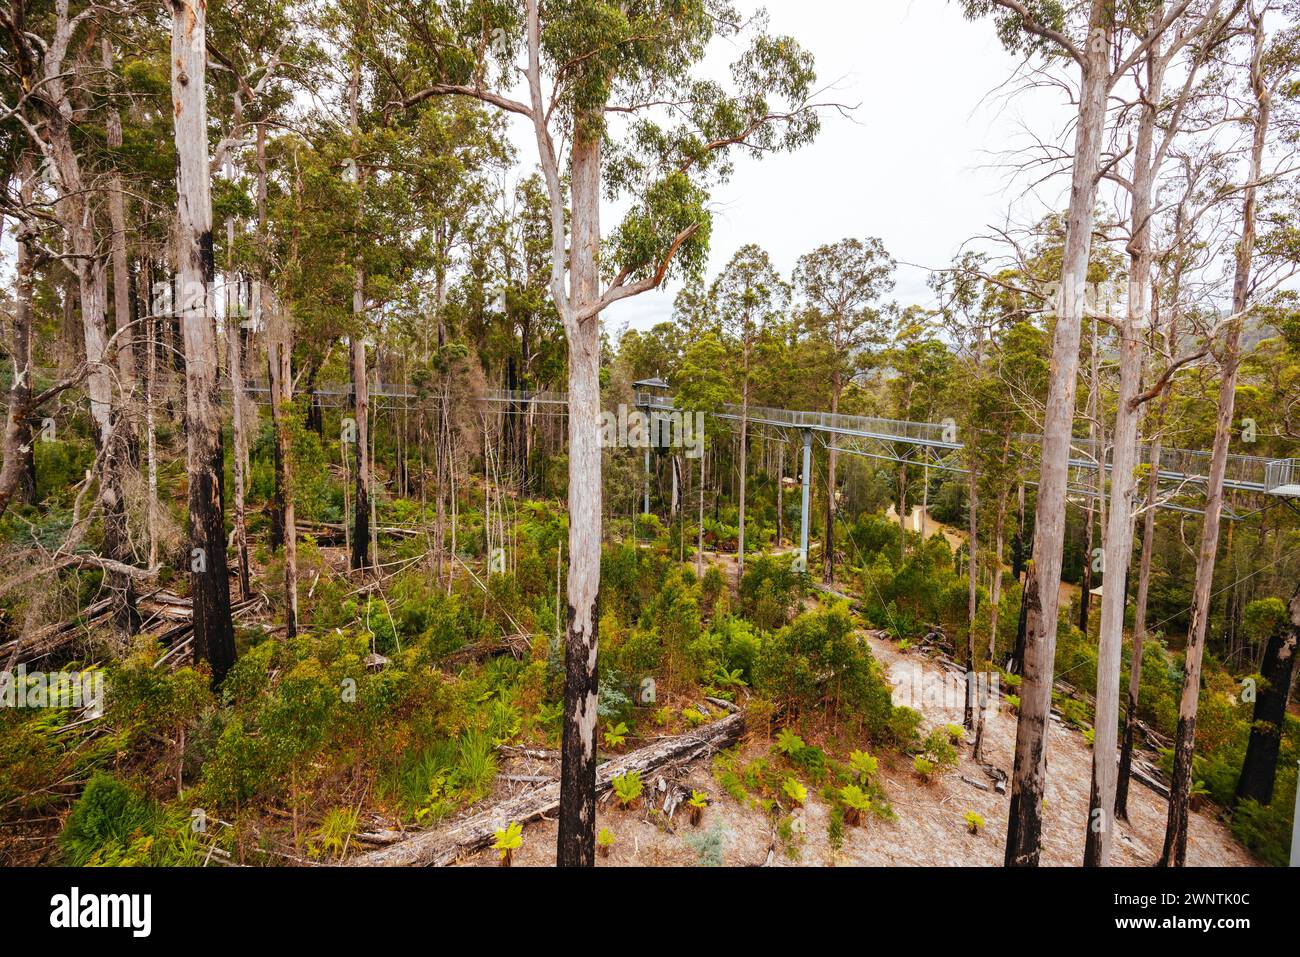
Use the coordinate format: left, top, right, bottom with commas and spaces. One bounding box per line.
476, 388, 1298, 499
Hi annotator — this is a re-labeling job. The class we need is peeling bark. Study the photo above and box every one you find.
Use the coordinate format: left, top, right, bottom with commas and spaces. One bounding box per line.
172, 0, 236, 683
1161, 9, 1268, 867
1006, 0, 1111, 867
556, 123, 603, 868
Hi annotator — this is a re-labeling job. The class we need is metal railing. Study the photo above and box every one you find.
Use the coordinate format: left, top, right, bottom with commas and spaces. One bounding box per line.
11, 369, 1295, 497
632, 391, 1296, 497
1265, 458, 1298, 492
481, 388, 572, 406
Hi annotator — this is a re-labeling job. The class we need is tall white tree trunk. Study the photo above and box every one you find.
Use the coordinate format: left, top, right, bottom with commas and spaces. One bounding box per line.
103, 39, 136, 394
348, 56, 371, 572
1085, 26, 1169, 864
0, 159, 36, 518
172, 0, 236, 681
555, 123, 603, 866
1005, 0, 1112, 867
1162, 11, 1269, 866
267, 289, 298, 636
226, 173, 250, 599
38, 5, 132, 621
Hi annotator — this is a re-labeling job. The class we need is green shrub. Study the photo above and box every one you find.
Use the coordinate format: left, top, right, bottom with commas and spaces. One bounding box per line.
59, 774, 204, 866
755, 602, 896, 737
739, 555, 803, 630
61, 774, 157, 865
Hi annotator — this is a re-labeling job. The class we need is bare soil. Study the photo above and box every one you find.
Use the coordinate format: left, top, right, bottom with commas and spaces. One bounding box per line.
462, 618, 1256, 868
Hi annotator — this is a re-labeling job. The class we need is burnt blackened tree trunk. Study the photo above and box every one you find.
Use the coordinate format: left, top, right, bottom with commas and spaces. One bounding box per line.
1005, 1, 1112, 867
1235, 584, 1299, 806
1162, 6, 1270, 867
172, 0, 236, 682
555, 117, 603, 867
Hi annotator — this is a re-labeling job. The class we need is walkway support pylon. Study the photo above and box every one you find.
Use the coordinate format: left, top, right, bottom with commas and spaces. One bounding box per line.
799, 429, 812, 573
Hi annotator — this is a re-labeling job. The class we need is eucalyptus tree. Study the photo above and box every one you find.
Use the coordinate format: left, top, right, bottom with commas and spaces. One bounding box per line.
713, 243, 788, 573
933, 253, 996, 683
101, 37, 136, 399
382, 0, 828, 864
207, 0, 301, 592
0, 0, 140, 624
793, 237, 895, 583
1162, 1, 1296, 866
0, 153, 39, 518
963, 0, 1208, 867
1085, 0, 1235, 865
172, 0, 237, 681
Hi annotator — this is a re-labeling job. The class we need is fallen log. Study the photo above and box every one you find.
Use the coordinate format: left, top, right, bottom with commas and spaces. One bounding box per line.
498, 745, 560, 761
2, 592, 264, 669
149, 595, 265, 662
441, 633, 531, 667
299, 520, 422, 541
0, 598, 116, 666
351, 709, 748, 866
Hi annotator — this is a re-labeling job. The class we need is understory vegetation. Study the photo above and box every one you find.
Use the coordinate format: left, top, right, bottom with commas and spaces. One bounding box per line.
2, 0, 1297, 873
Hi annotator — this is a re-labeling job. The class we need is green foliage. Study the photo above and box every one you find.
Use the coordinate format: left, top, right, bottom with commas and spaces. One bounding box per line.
781, 776, 807, 805
919, 727, 959, 771
390, 729, 499, 826
964, 810, 985, 834
848, 749, 879, 783
828, 805, 845, 849
885, 706, 924, 750
839, 783, 872, 826
962, 1, 1071, 59
604, 721, 629, 748
755, 602, 897, 737
612, 771, 644, 807
1232, 788, 1296, 866
61, 774, 157, 866
681, 706, 707, 727
492, 821, 523, 860
34, 439, 95, 507
775, 727, 805, 756
308, 807, 360, 860
59, 774, 205, 867
738, 554, 803, 630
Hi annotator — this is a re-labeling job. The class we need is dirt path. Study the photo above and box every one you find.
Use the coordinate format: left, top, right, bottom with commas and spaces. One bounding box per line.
458, 616, 1254, 867
848, 634, 1253, 866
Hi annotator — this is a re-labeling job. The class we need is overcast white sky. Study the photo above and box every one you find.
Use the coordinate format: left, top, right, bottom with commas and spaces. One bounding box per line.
500, 0, 1081, 333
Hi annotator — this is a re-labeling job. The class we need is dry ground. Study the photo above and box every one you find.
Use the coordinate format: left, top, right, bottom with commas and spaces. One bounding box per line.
459, 623, 1255, 868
